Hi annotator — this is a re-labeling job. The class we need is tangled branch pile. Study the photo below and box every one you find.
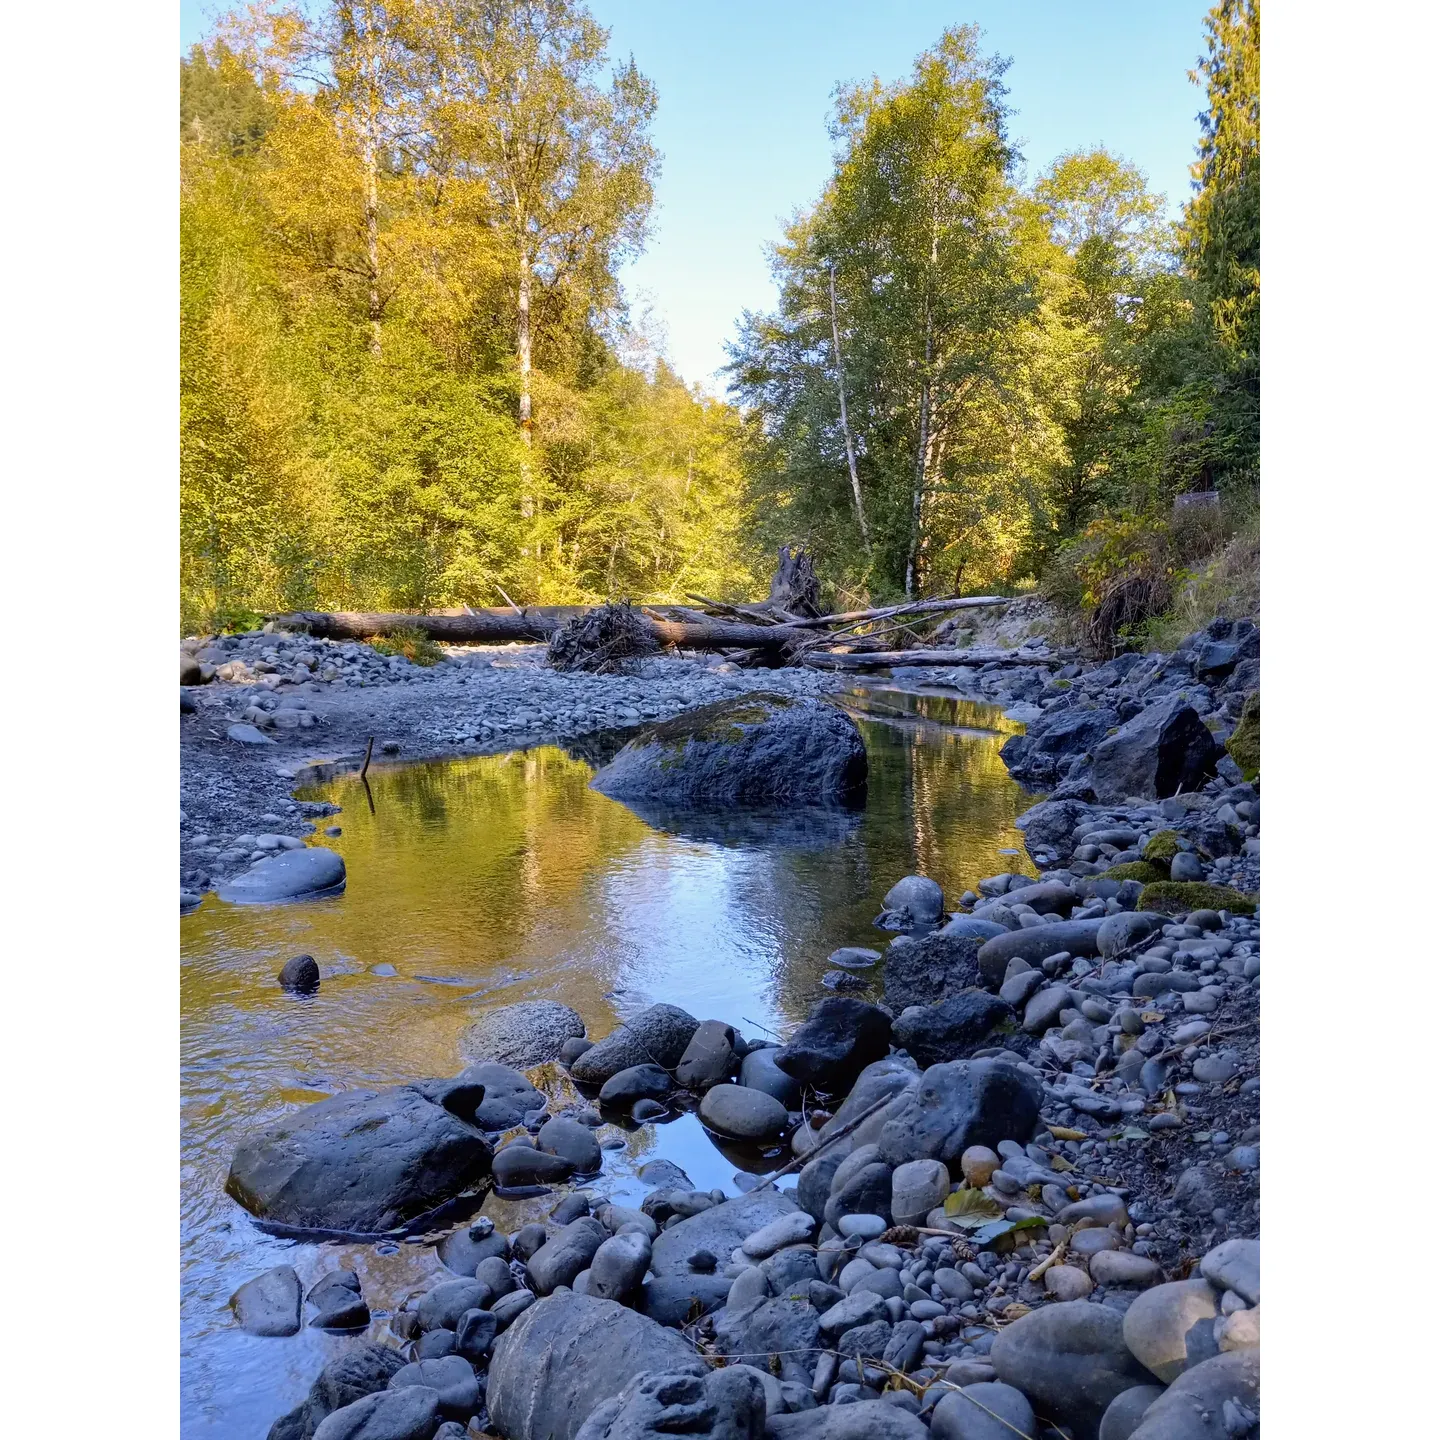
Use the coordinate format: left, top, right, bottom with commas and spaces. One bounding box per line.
546, 602, 659, 674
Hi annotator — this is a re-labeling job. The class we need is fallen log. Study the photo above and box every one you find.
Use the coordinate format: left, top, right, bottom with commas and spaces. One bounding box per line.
802, 646, 1064, 671
785, 595, 1011, 630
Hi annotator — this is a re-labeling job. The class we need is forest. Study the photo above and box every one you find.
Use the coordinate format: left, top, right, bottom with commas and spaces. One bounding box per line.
181, 0, 1258, 645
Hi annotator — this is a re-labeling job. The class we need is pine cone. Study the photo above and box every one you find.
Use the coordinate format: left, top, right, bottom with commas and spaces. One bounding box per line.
880, 1225, 919, 1247
950, 1239, 976, 1264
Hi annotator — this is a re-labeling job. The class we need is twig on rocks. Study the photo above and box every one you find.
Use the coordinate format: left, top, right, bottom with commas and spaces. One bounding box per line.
1026, 1227, 1073, 1283
751, 1093, 899, 1192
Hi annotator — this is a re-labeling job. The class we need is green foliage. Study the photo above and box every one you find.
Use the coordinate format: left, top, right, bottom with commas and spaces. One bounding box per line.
1143, 830, 1184, 864
369, 625, 444, 667
1137, 881, 1257, 916
1226, 691, 1260, 780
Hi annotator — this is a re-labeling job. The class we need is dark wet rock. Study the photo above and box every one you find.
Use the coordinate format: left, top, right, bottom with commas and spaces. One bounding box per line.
437, 1219, 508, 1276
1001, 706, 1119, 789
714, 1293, 822, 1381
461, 1000, 585, 1069
493, 1143, 575, 1187
650, 1190, 799, 1279
637, 1272, 734, 1326
675, 1019, 738, 1090
891, 992, 1013, 1066
739, 1046, 803, 1107
309, 1287, 370, 1330
231, 1265, 302, 1336
279, 955, 321, 993
418, 1279, 493, 1332
1014, 799, 1093, 867
492, 1289, 536, 1328
487, 1292, 704, 1440
569, 1004, 701, 1085
537, 1116, 603, 1174
266, 1344, 408, 1440
1129, 1350, 1258, 1440
599, 1064, 673, 1107
977, 922, 1104, 986
455, 1307, 498, 1361
930, 1381, 1037, 1440
528, 1216, 609, 1295
574, 1366, 768, 1440
1098, 1385, 1166, 1440
774, 998, 892, 1093
227, 1078, 493, 1234
699, 1084, 791, 1141
878, 1060, 1043, 1167
388, 1355, 479, 1419
822, 969, 869, 991
1090, 698, 1220, 805
767, 1399, 929, 1438
883, 933, 985, 1011
936, 915, 1011, 943
877, 875, 945, 928
218, 847, 346, 904
456, 1061, 546, 1131
512, 1223, 549, 1260
589, 1231, 653, 1301
632, 1098, 668, 1122
991, 1300, 1153, 1440
589, 693, 867, 807
416, 1329, 456, 1359
828, 946, 883, 968
311, 1387, 440, 1440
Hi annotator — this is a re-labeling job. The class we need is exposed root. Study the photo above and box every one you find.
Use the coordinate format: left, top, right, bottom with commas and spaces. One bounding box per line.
546, 601, 659, 674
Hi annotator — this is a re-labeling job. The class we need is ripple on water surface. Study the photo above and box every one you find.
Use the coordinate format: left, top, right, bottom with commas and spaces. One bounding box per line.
179, 687, 1036, 1438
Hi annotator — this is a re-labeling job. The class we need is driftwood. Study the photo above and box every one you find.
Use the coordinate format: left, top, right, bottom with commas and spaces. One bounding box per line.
803, 646, 1063, 671
766, 545, 821, 617
786, 595, 1010, 630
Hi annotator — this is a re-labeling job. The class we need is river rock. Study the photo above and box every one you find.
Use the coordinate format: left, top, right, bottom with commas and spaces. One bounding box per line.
1014, 798, 1093, 867
1128, 1350, 1259, 1440
267, 1344, 408, 1440
879, 875, 945, 927
226, 1079, 492, 1233
227, 722, 275, 745
1090, 698, 1220, 804
231, 1265, 302, 1336
936, 915, 1011, 942
675, 1020, 737, 1090
311, 1388, 440, 1440
279, 955, 321, 993
715, 1293, 822, 1381
569, 1004, 701, 1085
528, 1217, 609, 1294
739, 1046, 802, 1106
461, 1001, 585, 1068
218, 847, 346, 904
774, 997, 892, 1092
991, 1299, 1153, 1440
454, 1061, 546, 1130
1089, 1251, 1162, 1288
829, 946, 883, 968
600, 1064, 674, 1107
1001, 706, 1120, 789
1123, 1280, 1221, 1384
487, 1292, 705, 1440
494, 1143, 575, 1187
883, 933, 986, 1010
1097, 912, 1163, 958
537, 1116, 603, 1174
980, 880, 1077, 917
588, 693, 867, 806
977, 921, 1105, 985
456, 1307, 498, 1360
638, 1271, 734, 1326
892, 991, 1012, 1066
699, 1083, 791, 1141
878, 1060, 1042, 1167
1098, 1386, 1167, 1440
650, 1190, 799, 1277
890, 1158, 950, 1226
418, 1279, 493, 1332
388, 1356, 479, 1419
589, 1231, 652, 1301
437, 1219, 508, 1276
931, 1381, 1037, 1440
573, 1367, 767, 1440
1198, 1238, 1259, 1306
768, 1399, 929, 1439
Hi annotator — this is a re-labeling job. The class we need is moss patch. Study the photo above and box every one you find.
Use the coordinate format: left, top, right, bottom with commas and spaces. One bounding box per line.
1143, 829, 1184, 864
1138, 881, 1257, 916
1101, 860, 1169, 884
1226, 691, 1259, 780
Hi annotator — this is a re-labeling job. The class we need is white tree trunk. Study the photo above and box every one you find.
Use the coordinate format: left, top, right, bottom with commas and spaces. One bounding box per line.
828, 264, 870, 551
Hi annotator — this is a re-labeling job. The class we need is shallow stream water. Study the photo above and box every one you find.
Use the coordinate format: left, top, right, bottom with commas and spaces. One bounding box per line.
180, 687, 1037, 1438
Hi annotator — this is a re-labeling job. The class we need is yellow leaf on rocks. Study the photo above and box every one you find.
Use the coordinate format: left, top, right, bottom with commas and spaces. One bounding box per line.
1050, 1155, 1075, 1172
1142, 1012, 1164, 1024
944, 1188, 1004, 1222
1046, 1125, 1086, 1141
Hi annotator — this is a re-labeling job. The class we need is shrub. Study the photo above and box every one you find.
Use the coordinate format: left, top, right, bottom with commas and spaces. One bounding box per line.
1137, 881, 1257, 916
369, 625, 444, 667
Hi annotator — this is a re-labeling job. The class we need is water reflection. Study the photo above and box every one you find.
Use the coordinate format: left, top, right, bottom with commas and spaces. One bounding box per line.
179, 688, 1036, 1438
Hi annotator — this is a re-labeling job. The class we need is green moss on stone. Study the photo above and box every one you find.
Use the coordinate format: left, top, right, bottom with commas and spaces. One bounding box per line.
1101, 860, 1169, 884
1143, 829, 1184, 864
1226, 691, 1260, 781
1138, 881, 1257, 916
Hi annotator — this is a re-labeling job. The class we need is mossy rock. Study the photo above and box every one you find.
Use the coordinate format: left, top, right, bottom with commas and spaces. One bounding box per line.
1143, 829, 1184, 864
1138, 881, 1257, 916
1226, 691, 1259, 780
1100, 860, 1169, 884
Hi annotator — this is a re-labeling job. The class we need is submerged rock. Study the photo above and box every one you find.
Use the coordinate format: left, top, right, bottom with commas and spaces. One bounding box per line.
569, 1004, 700, 1085
460, 1000, 585, 1069
588, 693, 867, 807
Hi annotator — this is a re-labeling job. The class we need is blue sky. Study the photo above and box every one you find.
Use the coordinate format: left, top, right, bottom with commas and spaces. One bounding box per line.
181, 1, 1210, 389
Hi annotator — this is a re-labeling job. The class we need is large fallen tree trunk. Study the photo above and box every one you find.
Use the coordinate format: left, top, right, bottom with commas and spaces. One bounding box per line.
802, 646, 1066, 670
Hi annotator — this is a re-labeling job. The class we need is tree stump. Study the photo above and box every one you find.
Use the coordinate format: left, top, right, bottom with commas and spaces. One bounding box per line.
766, 545, 821, 618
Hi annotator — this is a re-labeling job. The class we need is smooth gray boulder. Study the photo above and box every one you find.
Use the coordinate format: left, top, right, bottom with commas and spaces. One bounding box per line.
991, 1300, 1153, 1440
527, 1217, 608, 1294
1097, 1386, 1166, 1440
883, 933, 986, 1010
226, 1079, 492, 1234
311, 1387, 440, 1440
227, 722, 274, 745
699, 1084, 791, 1141
218, 847, 346, 904
461, 1001, 585, 1068
487, 1292, 704, 1440
1090, 698, 1220, 804
455, 1061, 546, 1130
1199, 1237, 1259, 1306
878, 1060, 1042, 1167
265, 1345, 406, 1440
936, 915, 1010, 942
977, 921, 1105, 986
537, 1116, 603, 1174
767, 1400, 929, 1438
675, 1020, 737, 1090
437, 1220, 508, 1276
589, 693, 867, 807
650, 1190, 799, 1278
1128, 1350, 1258, 1440
589, 1231, 652, 1301
493, 1144, 575, 1187
739, 1046, 803, 1107
231, 1265, 302, 1336
387, 1356, 479, 1419
1122, 1280, 1220, 1384
930, 1381, 1037, 1440
574, 1367, 767, 1440
878, 875, 945, 928
570, 1004, 701, 1085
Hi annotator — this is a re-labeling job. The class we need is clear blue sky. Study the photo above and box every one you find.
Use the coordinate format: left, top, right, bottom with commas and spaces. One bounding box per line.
180, 1, 1210, 389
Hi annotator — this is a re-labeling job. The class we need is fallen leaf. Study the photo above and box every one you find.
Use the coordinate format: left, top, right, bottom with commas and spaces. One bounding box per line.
944, 1188, 1004, 1225
1046, 1125, 1085, 1141
1142, 1012, 1164, 1023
